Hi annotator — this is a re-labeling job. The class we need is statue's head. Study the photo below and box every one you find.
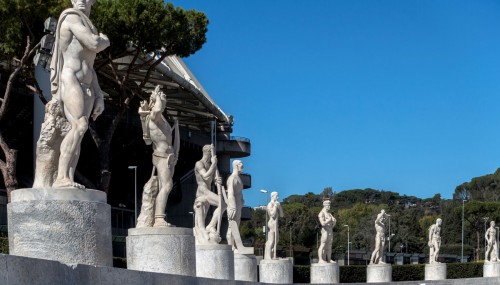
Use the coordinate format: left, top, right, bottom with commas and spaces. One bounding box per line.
150, 85, 166, 109
491, 221, 496, 227
72, 0, 96, 15
202, 145, 213, 157
323, 200, 331, 211
271, 191, 278, 202
436, 218, 442, 226
232, 160, 243, 174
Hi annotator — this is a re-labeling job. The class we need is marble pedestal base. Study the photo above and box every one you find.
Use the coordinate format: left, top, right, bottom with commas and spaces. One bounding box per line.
7, 188, 112, 266
196, 244, 234, 280
234, 254, 257, 281
126, 227, 195, 276
367, 263, 392, 283
259, 259, 293, 284
310, 262, 339, 284
484, 262, 500, 277
425, 263, 446, 280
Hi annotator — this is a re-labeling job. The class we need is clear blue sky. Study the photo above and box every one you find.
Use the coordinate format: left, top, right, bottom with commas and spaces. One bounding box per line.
173, 0, 500, 207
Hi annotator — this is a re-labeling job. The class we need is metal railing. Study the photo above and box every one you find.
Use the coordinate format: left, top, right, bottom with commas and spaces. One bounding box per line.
229, 136, 250, 143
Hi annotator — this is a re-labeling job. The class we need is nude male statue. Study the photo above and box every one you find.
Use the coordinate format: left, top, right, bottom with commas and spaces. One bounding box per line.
485, 221, 498, 262
226, 160, 244, 249
370, 209, 388, 264
264, 191, 284, 260
50, 0, 110, 188
136, 85, 179, 227
193, 145, 225, 243
428, 218, 442, 263
318, 200, 336, 263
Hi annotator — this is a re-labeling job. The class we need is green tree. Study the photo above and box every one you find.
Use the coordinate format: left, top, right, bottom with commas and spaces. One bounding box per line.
83, 0, 208, 192
0, 0, 68, 199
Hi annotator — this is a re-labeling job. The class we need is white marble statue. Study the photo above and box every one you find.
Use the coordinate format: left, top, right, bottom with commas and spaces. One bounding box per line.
136, 85, 180, 227
485, 221, 498, 262
318, 200, 336, 263
264, 191, 284, 260
370, 209, 388, 264
34, 0, 110, 189
428, 218, 442, 264
226, 160, 254, 254
193, 145, 225, 244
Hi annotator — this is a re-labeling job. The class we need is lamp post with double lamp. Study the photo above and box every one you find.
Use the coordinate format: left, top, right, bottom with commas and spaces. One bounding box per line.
260, 189, 268, 241
344, 224, 350, 265
388, 233, 395, 253
496, 226, 499, 259
128, 166, 137, 226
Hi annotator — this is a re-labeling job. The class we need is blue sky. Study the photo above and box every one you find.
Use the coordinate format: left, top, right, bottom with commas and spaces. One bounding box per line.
173, 0, 500, 207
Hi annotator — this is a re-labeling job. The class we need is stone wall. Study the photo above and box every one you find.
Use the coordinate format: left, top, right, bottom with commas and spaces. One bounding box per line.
0, 253, 499, 285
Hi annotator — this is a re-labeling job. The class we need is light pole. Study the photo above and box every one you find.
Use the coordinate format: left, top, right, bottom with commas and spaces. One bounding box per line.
387, 214, 392, 252
483, 217, 489, 252
289, 221, 293, 257
128, 166, 137, 226
344, 224, 350, 265
388, 233, 395, 252
461, 199, 466, 263
188, 211, 195, 227
260, 189, 268, 241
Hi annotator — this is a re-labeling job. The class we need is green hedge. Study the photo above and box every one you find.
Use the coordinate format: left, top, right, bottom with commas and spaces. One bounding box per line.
447, 262, 483, 279
0, 237, 8, 254
294, 262, 484, 283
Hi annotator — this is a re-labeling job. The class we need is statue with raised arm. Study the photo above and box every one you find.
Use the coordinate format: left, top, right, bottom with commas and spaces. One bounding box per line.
136, 85, 180, 227
264, 191, 284, 260
34, 0, 110, 189
318, 200, 336, 263
428, 218, 442, 263
193, 145, 225, 244
370, 209, 388, 264
485, 221, 498, 262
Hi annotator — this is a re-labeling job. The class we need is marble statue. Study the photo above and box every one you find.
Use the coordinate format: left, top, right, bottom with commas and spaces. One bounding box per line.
370, 209, 388, 264
318, 200, 336, 263
193, 145, 225, 244
264, 191, 284, 260
428, 218, 442, 263
226, 160, 254, 254
34, 0, 109, 189
136, 85, 180, 227
485, 221, 498, 262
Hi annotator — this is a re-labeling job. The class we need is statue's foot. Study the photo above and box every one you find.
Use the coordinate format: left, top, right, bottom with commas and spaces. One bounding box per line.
153, 218, 172, 227
318, 260, 327, 264
379, 261, 386, 264
52, 178, 85, 189
329, 260, 336, 263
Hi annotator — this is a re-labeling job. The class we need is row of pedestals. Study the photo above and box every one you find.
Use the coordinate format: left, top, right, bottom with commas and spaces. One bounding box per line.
6, 188, 500, 284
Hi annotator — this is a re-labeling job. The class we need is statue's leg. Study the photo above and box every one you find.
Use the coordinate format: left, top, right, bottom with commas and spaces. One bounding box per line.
264, 230, 274, 260
53, 77, 93, 188
153, 156, 173, 227
205, 191, 225, 231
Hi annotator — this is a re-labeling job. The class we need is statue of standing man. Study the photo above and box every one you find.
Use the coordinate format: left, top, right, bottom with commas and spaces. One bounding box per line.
264, 191, 284, 260
136, 85, 180, 227
485, 221, 498, 262
34, 0, 110, 188
428, 218, 442, 263
370, 209, 388, 264
318, 200, 336, 263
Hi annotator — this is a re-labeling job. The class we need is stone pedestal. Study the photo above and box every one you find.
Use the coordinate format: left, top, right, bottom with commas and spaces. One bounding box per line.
484, 262, 500, 277
367, 263, 392, 283
234, 253, 257, 281
7, 188, 112, 266
196, 244, 234, 280
126, 227, 195, 276
425, 263, 447, 280
259, 259, 293, 284
310, 262, 339, 284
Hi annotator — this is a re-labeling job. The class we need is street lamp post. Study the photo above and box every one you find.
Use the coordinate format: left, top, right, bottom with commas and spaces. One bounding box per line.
260, 189, 268, 241
387, 214, 392, 252
289, 221, 293, 257
461, 199, 466, 263
188, 211, 195, 227
344, 224, 350, 265
496, 226, 499, 260
128, 166, 137, 226
388, 233, 395, 253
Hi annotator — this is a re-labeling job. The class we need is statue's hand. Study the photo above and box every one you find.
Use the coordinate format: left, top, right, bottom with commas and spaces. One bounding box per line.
227, 208, 236, 220
215, 176, 222, 185
211, 155, 218, 165
92, 96, 105, 120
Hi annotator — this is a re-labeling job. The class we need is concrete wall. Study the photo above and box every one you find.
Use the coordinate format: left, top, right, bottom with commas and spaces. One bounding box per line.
0, 253, 499, 285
